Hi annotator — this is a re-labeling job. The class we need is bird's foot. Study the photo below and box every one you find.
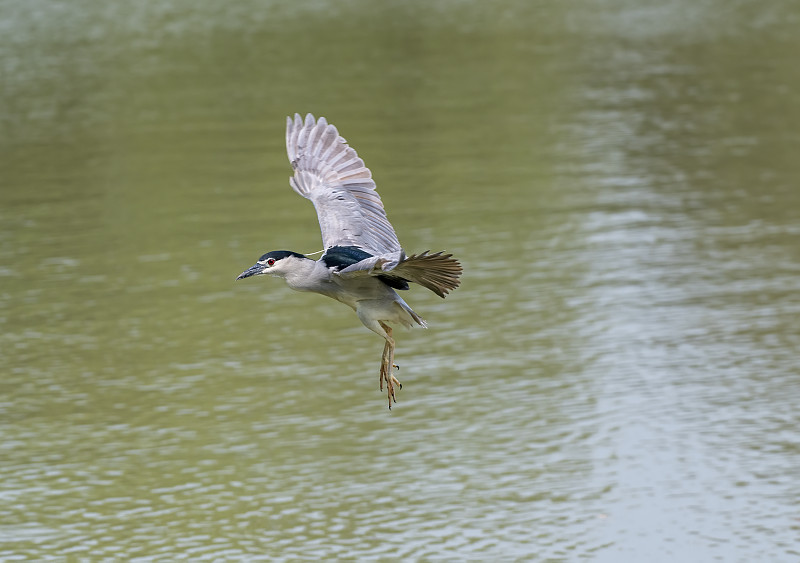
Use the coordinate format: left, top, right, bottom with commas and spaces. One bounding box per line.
379, 363, 402, 409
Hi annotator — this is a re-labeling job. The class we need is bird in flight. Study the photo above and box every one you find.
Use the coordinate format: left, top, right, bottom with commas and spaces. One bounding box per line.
237, 114, 462, 408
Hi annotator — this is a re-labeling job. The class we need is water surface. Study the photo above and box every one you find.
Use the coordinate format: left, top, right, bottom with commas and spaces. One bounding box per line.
2, 0, 799, 560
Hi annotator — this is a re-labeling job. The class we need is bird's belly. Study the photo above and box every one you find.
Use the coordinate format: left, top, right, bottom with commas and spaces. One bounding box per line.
328, 278, 395, 312
333, 290, 390, 313
353, 298, 402, 321
325, 277, 420, 329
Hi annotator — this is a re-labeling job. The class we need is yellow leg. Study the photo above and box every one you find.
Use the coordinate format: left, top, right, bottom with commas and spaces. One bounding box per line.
379, 338, 390, 391
378, 322, 402, 409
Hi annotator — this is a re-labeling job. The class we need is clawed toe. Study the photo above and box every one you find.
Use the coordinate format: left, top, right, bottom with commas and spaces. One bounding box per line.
377, 323, 401, 409
379, 366, 401, 408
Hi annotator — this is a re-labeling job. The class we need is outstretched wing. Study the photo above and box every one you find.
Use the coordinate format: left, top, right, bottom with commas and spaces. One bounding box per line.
286, 113, 402, 255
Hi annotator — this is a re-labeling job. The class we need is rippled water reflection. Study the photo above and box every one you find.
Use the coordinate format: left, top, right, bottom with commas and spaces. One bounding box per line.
2, 0, 799, 560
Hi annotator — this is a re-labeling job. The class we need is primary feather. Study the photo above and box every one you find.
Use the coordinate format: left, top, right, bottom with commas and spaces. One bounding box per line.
286, 113, 402, 255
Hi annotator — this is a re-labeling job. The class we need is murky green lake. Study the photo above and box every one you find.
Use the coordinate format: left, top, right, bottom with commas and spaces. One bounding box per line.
2, 0, 799, 560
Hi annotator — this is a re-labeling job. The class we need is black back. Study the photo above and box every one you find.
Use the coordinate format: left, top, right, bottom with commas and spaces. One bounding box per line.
321, 245, 372, 269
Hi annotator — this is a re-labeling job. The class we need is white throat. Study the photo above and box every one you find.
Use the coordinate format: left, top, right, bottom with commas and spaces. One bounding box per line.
274, 256, 320, 292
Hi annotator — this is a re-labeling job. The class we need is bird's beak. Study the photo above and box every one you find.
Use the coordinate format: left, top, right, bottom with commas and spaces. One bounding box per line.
236, 263, 262, 280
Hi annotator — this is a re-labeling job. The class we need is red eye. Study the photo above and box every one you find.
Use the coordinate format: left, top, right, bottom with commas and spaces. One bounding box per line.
267, 258, 275, 266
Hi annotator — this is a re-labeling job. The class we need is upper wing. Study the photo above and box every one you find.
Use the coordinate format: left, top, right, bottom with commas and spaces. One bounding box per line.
286, 113, 402, 255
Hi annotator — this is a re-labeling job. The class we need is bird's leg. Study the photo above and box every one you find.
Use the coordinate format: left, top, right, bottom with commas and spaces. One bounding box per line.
387, 337, 400, 388
378, 322, 401, 408
379, 338, 390, 392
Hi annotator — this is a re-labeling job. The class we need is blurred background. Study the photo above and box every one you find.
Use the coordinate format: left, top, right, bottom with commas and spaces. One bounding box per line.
1, 0, 799, 560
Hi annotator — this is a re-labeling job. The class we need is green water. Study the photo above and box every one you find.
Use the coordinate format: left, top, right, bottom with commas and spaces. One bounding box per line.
2, 0, 799, 559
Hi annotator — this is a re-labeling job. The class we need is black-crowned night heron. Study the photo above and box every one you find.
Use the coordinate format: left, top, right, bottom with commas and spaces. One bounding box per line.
237, 114, 462, 408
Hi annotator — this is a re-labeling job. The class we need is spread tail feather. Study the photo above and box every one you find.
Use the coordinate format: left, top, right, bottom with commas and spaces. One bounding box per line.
394, 251, 462, 298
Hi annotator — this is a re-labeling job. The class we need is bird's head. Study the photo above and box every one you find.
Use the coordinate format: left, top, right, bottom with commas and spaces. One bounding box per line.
236, 250, 308, 280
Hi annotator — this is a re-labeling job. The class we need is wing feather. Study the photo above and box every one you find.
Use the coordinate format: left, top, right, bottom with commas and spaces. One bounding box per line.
286, 113, 402, 254
337, 250, 462, 298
